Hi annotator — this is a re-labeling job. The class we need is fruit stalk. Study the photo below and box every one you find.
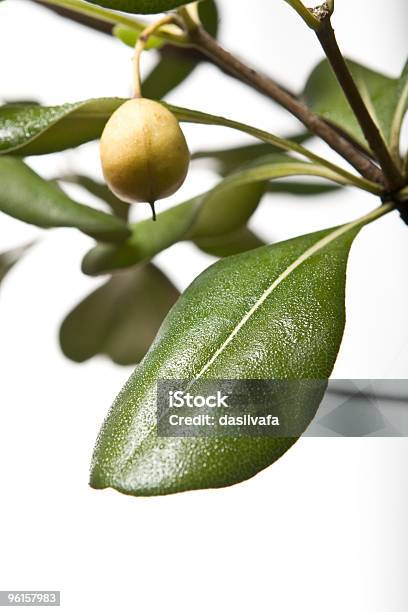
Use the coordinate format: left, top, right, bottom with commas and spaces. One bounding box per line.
133, 15, 184, 98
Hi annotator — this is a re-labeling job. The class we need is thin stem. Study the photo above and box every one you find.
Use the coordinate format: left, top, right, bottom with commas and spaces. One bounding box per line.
354, 201, 395, 225
181, 25, 384, 186
37, 0, 188, 45
316, 18, 404, 190
133, 15, 182, 98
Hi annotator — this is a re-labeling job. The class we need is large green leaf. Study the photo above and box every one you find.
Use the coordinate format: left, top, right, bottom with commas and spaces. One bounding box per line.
86, 0, 189, 14
60, 263, 179, 365
82, 154, 347, 275
303, 58, 405, 153
0, 157, 129, 242
90, 218, 366, 496
0, 243, 32, 286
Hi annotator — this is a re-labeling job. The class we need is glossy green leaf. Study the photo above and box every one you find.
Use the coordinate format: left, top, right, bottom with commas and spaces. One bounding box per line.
60, 263, 179, 365
90, 218, 364, 496
82, 153, 346, 275
0, 98, 124, 156
86, 0, 190, 14
0, 158, 129, 242
0, 243, 32, 286
194, 227, 265, 258
303, 58, 403, 152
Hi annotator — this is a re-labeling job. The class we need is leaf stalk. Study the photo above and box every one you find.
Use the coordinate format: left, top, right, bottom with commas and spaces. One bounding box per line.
133, 14, 183, 97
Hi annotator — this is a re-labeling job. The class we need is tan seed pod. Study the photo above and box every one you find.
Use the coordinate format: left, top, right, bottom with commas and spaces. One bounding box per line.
100, 98, 190, 217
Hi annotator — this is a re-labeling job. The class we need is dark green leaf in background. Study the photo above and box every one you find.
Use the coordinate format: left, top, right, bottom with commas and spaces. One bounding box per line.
194, 227, 265, 258
86, 0, 190, 15
60, 264, 179, 365
303, 58, 405, 154
90, 219, 363, 496
0, 157, 129, 242
266, 181, 341, 196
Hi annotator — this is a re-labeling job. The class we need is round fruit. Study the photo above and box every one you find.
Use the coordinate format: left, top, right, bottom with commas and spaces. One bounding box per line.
100, 98, 190, 209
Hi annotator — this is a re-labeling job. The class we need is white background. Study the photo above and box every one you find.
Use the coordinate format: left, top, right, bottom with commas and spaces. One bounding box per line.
1, 0, 408, 610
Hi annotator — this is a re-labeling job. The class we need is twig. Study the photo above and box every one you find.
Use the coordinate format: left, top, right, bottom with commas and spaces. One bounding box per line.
316, 18, 404, 190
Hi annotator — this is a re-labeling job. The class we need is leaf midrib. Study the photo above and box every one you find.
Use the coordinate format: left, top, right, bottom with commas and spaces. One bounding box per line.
192, 221, 361, 381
